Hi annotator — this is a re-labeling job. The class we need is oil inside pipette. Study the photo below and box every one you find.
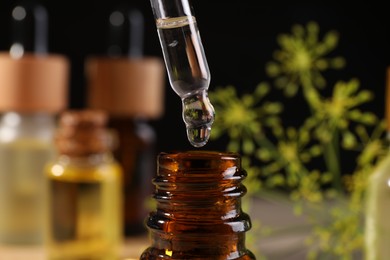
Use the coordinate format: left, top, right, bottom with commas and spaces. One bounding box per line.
156, 16, 214, 147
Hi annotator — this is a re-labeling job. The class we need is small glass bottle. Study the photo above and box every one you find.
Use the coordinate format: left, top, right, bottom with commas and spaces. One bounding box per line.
45, 110, 123, 260
86, 5, 165, 237
365, 68, 390, 260
0, 3, 69, 245
140, 151, 256, 259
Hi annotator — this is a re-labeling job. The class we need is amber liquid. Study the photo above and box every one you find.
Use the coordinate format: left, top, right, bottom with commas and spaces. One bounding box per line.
140, 151, 256, 259
45, 156, 123, 260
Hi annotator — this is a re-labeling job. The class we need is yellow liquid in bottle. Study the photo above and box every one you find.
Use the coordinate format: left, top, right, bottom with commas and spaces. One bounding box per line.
0, 139, 54, 244
45, 156, 123, 260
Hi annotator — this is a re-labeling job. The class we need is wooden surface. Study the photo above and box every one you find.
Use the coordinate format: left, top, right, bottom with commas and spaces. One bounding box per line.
0, 235, 149, 260
0, 197, 314, 260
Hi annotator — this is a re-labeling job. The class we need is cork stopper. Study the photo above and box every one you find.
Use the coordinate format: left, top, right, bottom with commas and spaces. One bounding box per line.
55, 109, 114, 156
387, 67, 390, 131
86, 57, 165, 118
0, 53, 69, 113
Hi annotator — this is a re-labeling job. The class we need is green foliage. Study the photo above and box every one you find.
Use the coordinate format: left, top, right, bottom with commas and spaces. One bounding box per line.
209, 21, 387, 258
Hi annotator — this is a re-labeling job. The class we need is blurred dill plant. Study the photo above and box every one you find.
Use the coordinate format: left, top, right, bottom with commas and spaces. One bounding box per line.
209, 21, 387, 259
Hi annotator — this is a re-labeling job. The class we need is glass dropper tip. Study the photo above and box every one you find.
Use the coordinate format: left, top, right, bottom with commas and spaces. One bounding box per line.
182, 90, 215, 148
150, 0, 214, 148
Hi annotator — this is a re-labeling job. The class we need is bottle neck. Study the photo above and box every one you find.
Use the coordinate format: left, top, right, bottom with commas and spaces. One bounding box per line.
55, 123, 115, 157
145, 151, 253, 258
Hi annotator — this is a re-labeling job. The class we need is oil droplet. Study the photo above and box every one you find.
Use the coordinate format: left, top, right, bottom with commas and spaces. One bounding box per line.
182, 90, 214, 147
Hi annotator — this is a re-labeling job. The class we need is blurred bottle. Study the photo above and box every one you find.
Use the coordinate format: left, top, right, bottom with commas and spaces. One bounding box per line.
0, 2, 69, 245
45, 110, 123, 259
85, 5, 165, 236
365, 68, 390, 259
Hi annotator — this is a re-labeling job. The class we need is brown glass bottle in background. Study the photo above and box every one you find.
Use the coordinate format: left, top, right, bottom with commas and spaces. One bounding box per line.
86, 59, 164, 236
85, 5, 165, 236
108, 117, 158, 235
140, 151, 256, 259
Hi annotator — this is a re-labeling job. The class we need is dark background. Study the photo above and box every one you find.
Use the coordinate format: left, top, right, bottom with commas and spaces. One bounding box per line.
1, 1, 389, 153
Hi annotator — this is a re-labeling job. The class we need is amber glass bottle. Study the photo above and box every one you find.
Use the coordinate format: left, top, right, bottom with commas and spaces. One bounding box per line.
45, 110, 123, 260
140, 151, 256, 259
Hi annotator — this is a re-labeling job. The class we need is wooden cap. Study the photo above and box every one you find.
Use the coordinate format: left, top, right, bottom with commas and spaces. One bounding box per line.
0, 52, 69, 113
86, 57, 165, 119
